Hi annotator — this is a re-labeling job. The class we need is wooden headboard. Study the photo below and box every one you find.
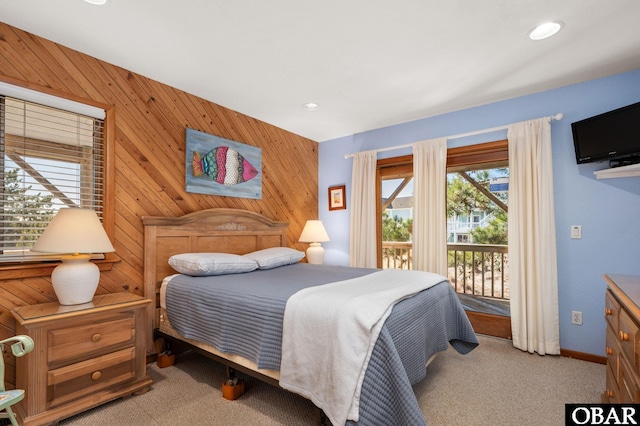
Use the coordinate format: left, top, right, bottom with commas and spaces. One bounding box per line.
142, 208, 289, 350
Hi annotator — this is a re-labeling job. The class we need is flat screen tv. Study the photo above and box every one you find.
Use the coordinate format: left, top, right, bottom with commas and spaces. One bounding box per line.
571, 101, 640, 166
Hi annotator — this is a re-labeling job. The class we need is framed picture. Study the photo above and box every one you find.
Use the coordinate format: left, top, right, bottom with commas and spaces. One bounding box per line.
328, 185, 346, 211
185, 128, 262, 199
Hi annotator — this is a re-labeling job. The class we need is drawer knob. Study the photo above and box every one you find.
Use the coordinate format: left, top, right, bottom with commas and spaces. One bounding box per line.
607, 389, 614, 398
92, 333, 102, 342
619, 331, 629, 342
606, 346, 614, 355
91, 371, 102, 381
605, 308, 612, 316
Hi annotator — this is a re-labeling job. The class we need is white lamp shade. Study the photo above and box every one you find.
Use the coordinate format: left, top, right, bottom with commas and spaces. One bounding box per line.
299, 220, 330, 265
31, 208, 115, 254
31, 208, 114, 305
298, 220, 330, 243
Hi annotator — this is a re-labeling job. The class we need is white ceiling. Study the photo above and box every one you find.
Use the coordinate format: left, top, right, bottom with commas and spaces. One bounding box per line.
2, 1, 640, 142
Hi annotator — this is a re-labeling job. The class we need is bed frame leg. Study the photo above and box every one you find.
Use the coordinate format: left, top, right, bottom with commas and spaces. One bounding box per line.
222, 367, 246, 400
225, 366, 236, 381
157, 341, 176, 368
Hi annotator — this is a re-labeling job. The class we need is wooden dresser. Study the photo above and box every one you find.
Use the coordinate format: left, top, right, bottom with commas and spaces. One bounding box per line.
603, 274, 640, 403
11, 292, 153, 425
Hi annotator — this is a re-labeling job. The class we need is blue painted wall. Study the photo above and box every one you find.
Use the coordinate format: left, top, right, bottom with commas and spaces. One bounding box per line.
318, 69, 640, 356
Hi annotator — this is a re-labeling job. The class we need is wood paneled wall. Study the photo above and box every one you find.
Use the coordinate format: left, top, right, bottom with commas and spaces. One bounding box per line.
0, 22, 318, 346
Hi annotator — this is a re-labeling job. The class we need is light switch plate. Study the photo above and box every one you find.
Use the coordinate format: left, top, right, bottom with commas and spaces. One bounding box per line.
571, 225, 582, 239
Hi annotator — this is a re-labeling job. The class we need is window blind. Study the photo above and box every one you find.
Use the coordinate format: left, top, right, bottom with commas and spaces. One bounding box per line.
0, 95, 106, 261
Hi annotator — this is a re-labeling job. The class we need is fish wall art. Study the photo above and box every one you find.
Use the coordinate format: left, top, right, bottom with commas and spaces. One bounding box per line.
185, 128, 262, 199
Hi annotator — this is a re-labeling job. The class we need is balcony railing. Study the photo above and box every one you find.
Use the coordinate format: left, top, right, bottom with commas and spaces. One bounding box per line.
448, 243, 508, 300
381, 242, 509, 300
382, 242, 413, 270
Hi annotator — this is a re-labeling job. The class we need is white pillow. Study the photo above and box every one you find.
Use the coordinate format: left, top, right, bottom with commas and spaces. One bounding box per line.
168, 253, 258, 276
243, 247, 305, 270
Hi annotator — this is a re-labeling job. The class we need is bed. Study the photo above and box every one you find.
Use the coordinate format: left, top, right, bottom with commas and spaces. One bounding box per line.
142, 208, 478, 426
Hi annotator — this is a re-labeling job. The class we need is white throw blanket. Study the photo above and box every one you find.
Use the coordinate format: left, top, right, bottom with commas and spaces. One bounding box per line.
279, 269, 446, 426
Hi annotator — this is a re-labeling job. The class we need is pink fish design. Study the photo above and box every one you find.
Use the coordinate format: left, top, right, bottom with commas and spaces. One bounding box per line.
192, 146, 258, 185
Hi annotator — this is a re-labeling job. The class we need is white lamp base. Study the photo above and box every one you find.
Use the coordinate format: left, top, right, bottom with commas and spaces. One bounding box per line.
51, 255, 100, 305
306, 242, 325, 265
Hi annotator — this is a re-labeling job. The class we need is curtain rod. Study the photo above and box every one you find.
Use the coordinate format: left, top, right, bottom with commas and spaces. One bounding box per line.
344, 113, 564, 159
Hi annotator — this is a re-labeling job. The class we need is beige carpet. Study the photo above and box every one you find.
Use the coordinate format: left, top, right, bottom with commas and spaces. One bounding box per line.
59, 335, 604, 425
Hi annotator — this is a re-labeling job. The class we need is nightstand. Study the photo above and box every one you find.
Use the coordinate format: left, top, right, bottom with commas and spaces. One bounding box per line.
11, 292, 153, 425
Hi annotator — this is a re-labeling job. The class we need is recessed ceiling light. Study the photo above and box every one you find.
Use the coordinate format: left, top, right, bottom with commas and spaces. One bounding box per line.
302, 102, 320, 111
84, 0, 109, 5
528, 21, 564, 40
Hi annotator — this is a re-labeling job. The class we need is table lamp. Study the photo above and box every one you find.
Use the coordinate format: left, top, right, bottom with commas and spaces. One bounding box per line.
299, 220, 330, 265
31, 208, 115, 305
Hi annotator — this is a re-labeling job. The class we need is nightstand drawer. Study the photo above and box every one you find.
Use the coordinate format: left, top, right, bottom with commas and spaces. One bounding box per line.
48, 313, 136, 365
47, 347, 136, 408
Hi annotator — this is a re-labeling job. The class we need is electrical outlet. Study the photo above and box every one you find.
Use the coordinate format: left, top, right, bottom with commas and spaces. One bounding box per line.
572, 311, 583, 325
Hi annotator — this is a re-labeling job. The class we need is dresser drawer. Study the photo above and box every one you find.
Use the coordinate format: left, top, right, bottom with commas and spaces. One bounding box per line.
48, 313, 136, 366
602, 275, 640, 404
47, 347, 136, 408
606, 327, 619, 381
619, 309, 639, 370
606, 362, 621, 403
605, 289, 620, 331
619, 355, 640, 403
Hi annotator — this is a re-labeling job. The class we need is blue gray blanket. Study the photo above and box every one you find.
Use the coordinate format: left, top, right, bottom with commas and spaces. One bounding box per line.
166, 263, 478, 425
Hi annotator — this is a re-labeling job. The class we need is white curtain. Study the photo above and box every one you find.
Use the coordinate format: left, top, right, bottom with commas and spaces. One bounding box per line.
412, 138, 448, 275
507, 118, 560, 355
349, 151, 378, 268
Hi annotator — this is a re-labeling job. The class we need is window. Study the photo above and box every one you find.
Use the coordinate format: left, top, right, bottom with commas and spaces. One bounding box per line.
457, 234, 469, 243
377, 157, 414, 269
0, 90, 106, 262
376, 140, 509, 270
